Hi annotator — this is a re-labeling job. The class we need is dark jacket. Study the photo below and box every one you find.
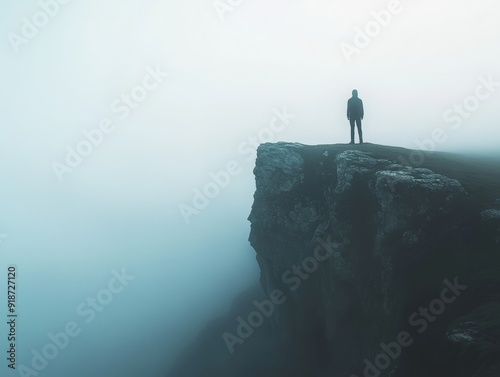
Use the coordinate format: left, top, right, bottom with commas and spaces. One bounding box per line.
347, 97, 364, 120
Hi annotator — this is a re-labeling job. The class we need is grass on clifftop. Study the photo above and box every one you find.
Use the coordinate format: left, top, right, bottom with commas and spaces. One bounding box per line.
295, 142, 500, 207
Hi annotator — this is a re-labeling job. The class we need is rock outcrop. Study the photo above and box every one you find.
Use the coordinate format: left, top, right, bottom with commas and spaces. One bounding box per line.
167, 143, 500, 377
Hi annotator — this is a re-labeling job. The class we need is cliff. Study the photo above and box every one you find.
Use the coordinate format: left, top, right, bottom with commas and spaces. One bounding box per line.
168, 143, 500, 377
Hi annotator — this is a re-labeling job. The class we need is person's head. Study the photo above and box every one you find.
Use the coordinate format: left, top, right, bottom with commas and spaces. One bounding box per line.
352, 89, 358, 97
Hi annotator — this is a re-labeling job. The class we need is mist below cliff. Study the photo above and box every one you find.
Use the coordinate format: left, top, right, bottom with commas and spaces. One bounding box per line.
2, 175, 260, 377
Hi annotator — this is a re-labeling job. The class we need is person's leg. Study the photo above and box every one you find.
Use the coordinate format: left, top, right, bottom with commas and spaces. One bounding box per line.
349, 119, 355, 143
356, 118, 363, 144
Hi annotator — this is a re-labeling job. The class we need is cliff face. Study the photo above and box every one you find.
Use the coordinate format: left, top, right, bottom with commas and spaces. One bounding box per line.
248, 143, 500, 377
168, 143, 500, 377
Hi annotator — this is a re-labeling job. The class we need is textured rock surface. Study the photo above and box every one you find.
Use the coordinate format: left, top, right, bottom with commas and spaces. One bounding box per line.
167, 143, 500, 377
248, 143, 500, 377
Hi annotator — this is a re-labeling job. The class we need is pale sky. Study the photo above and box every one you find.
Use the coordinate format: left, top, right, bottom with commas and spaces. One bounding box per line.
1, 1, 499, 197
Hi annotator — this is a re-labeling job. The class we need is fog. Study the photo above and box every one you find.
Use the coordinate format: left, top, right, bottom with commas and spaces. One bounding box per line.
0, 0, 499, 376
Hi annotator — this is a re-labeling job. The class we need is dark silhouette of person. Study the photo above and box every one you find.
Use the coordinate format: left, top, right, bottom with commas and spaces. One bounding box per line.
347, 89, 364, 144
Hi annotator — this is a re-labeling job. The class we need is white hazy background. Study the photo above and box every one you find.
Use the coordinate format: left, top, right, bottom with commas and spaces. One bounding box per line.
0, 0, 499, 376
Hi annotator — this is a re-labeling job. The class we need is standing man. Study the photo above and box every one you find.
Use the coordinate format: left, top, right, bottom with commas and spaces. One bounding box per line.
347, 89, 364, 144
